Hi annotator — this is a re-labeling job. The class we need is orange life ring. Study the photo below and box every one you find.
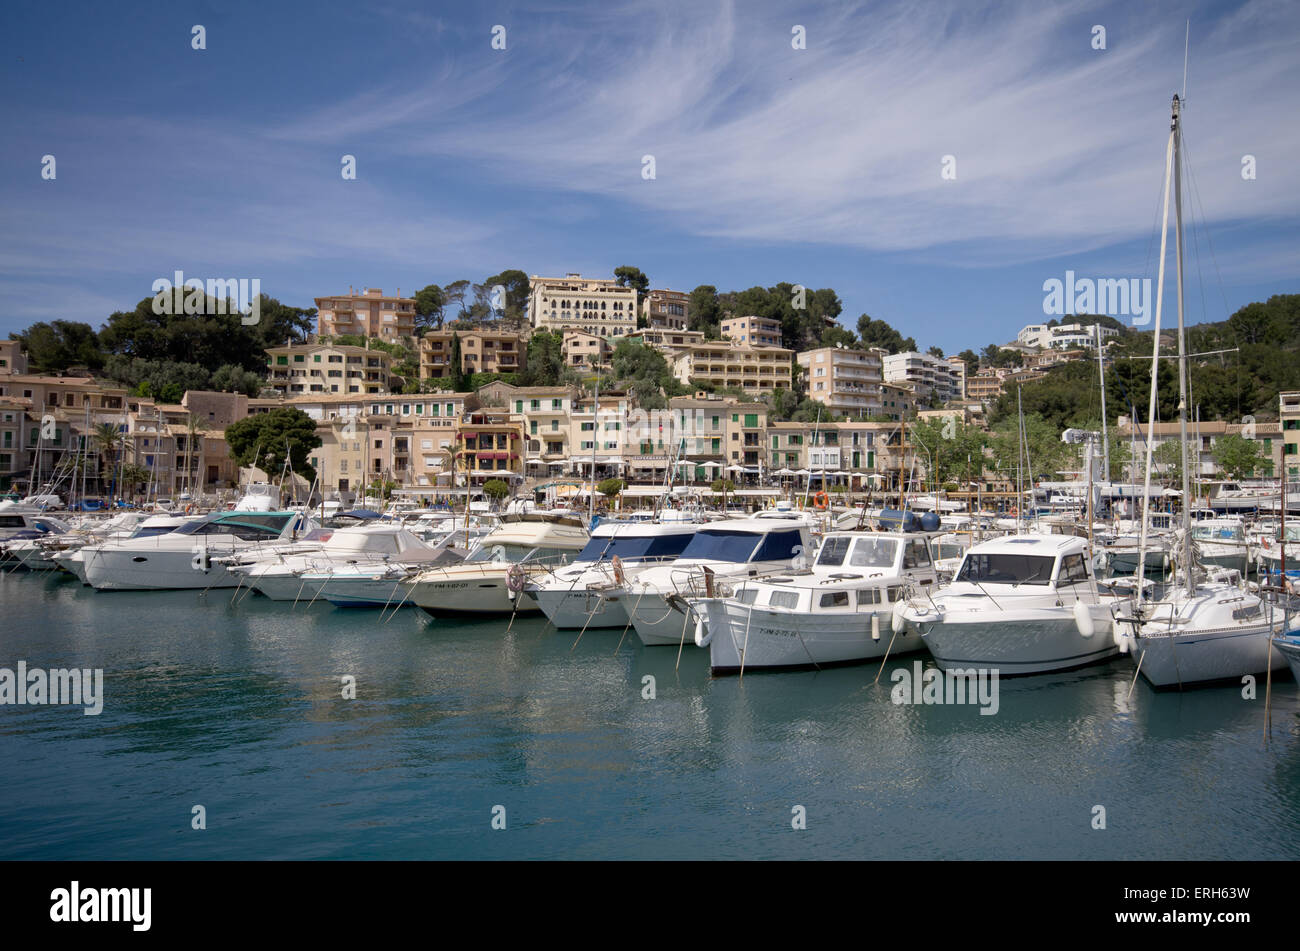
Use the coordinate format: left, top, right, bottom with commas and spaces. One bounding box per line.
813, 492, 829, 510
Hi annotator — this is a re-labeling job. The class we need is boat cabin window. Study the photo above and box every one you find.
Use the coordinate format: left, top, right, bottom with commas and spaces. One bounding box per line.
849, 536, 898, 569
815, 536, 852, 567
819, 591, 850, 608
184, 514, 292, 540
751, 529, 805, 563
1057, 553, 1089, 586
0, 515, 27, 528
887, 586, 904, 603
576, 532, 693, 563
955, 552, 1055, 586
857, 588, 882, 606
902, 539, 931, 569
768, 590, 799, 609
679, 529, 764, 563
736, 588, 760, 605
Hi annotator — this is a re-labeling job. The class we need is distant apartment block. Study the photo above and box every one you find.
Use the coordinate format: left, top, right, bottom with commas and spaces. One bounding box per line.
669, 340, 794, 394
0, 340, 27, 375
643, 289, 690, 330
266, 343, 393, 395
798, 346, 884, 417
1282, 391, 1300, 476
316, 288, 416, 340
561, 330, 613, 370
626, 328, 705, 352
882, 351, 964, 404
529, 274, 637, 338
720, 315, 782, 348
419, 330, 526, 380
1017, 322, 1119, 351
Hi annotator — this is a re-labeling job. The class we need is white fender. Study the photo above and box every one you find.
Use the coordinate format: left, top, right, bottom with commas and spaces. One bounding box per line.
1073, 600, 1095, 638
694, 614, 711, 648
891, 600, 907, 634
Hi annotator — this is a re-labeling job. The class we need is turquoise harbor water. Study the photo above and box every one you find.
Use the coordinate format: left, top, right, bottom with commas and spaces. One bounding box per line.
2, 569, 1299, 861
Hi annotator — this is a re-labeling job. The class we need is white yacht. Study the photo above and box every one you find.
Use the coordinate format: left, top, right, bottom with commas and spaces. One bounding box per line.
227, 523, 453, 601
692, 530, 940, 674
52, 515, 190, 583
899, 534, 1119, 675
527, 521, 699, 629
402, 513, 590, 617
606, 518, 814, 646
82, 510, 317, 590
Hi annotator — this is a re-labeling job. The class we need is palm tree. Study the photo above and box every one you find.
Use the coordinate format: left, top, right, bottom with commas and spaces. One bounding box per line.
92, 423, 124, 494
182, 415, 205, 496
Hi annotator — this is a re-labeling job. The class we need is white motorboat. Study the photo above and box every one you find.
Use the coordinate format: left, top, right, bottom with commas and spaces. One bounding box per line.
526, 520, 699, 629
692, 530, 941, 674
82, 510, 317, 590
402, 513, 590, 617
227, 523, 452, 601
52, 515, 190, 583
900, 534, 1119, 675
1189, 517, 1251, 575
607, 518, 814, 646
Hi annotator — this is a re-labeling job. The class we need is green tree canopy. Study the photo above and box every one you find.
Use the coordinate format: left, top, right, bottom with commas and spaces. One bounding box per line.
855, 315, 916, 354
482, 478, 510, 502
224, 407, 322, 483
1212, 433, 1269, 480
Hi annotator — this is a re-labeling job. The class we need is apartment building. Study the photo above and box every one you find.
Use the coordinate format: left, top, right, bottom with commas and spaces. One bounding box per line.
1281, 391, 1300, 476
481, 384, 576, 475
882, 351, 964, 404
878, 383, 917, 421
418, 330, 526, 380
670, 340, 794, 394
0, 340, 27, 375
1113, 416, 1284, 481
643, 289, 690, 330
625, 328, 705, 353
720, 315, 782, 348
1017, 322, 1120, 351
561, 330, 612, 371
798, 346, 884, 417
966, 370, 1006, 403
266, 343, 393, 395
316, 288, 416, 340
529, 274, 637, 338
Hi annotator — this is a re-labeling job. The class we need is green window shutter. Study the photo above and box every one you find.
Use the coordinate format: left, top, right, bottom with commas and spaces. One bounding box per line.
745, 414, 758, 427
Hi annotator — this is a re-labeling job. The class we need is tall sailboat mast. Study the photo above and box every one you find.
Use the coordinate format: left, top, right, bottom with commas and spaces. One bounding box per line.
1172, 94, 1194, 598
1096, 324, 1109, 481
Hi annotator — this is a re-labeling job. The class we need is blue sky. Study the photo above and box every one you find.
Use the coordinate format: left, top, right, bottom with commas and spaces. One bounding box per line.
1, 0, 1297, 352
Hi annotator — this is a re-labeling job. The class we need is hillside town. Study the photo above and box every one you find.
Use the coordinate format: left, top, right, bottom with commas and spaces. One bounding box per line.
2, 276, 1297, 511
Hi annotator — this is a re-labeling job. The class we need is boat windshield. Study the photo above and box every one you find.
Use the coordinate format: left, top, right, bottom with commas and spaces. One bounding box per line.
677, 529, 763, 563
575, 532, 692, 563
818, 535, 899, 569
464, 544, 573, 565
955, 552, 1056, 586
1193, 524, 1243, 541
175, 513, 293, 540
851, 536, 899, 568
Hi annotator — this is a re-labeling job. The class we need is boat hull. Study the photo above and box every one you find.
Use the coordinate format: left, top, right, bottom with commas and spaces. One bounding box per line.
917, 610, 1119, 676
533, 587, 627, 629
702, 601, 925, 674
1134, 622, 1287, 688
